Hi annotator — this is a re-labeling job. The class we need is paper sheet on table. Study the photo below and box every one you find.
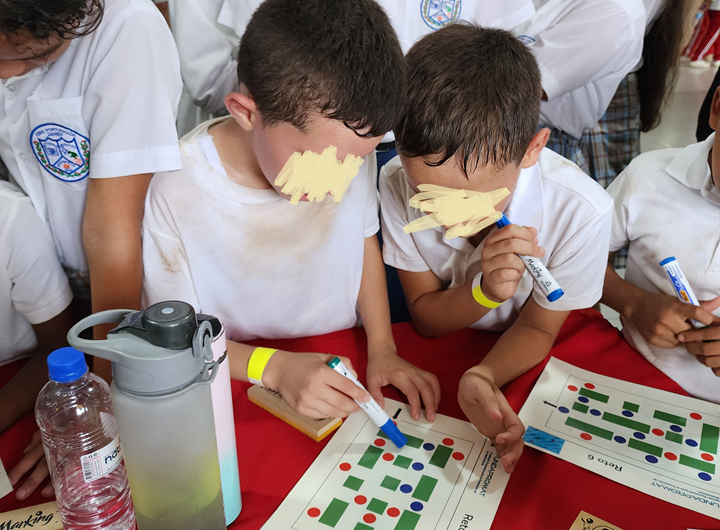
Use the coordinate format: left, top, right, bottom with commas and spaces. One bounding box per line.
0, 501, 62, 529
569, 510, 623, 530
0, 458, 12, 499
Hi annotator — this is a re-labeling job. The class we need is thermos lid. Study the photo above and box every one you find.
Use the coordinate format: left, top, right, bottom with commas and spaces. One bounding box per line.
47, 347, 88, 383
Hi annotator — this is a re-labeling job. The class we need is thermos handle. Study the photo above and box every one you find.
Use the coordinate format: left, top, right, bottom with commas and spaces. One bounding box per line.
67, 309, 135, 363
196, 360, 220, 386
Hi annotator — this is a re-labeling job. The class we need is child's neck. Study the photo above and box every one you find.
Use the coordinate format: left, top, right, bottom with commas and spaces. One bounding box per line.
467, 224, 494, 248
209, 118, 271, 189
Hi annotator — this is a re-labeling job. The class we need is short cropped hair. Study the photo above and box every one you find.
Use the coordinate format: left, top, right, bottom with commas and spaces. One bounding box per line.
396, 24, 542, 174
0, 0, 104, 40
237, 0, 406, 138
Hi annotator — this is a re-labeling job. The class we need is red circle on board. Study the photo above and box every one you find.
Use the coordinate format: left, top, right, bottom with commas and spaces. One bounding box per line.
308, 508, 321, 518
355, 496, 367, 505
374, 439, 386, 447
580, 433, 592, 441
339, 463, 351, 471
452, 452, 465, 460
652, 429, 664, 436
363, 514, 377, 524
387, 508, 400, 518
691, 413, 703, 420
702, 453, 715, 462
567, 385, 578, 392
393, 420, 398, 425
584, 383, 595, 390
443, 438, 455, 446
664, 452, 677, 461
383, 453, 394, 461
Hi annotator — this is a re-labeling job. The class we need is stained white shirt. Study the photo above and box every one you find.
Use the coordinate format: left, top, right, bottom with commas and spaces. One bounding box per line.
0, 182, 73, 365
142, 118, 379, 342
607, 134, 720, 403
0, 0, 182, 272
514, 0, 646, 138
379, 150, 613, 332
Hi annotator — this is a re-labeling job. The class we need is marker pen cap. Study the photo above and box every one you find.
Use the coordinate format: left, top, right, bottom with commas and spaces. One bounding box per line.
659, 256, 677, 267
380, 419, 407, 449
495, 214, 511, 229
547, 289, 565, 302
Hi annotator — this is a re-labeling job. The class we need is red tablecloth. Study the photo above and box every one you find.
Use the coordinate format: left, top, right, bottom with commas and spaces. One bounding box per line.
1, 309, 717, 529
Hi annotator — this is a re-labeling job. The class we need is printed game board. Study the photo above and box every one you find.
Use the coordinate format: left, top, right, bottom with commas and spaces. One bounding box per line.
519, 358, 720, 519
263, 398, 509, 530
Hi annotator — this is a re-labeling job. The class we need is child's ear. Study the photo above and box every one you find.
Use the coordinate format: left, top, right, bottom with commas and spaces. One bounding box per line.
225, 86, 259, 131
709, 87, 720, 132
521, 128, 550, 169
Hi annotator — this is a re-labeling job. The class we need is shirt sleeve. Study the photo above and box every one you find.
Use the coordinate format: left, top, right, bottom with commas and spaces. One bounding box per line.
606, 167, 632, 252
378, 162, 431, 272
142, 179, 201, 311
534, 199, 614, 311
83, 3, 182, 179
363, 154, 380, 238
5, 199, 73, 325
531, 0, 644, 101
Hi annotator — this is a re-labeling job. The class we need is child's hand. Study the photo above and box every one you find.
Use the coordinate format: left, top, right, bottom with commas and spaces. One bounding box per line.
263, 351, 370, 419
677, 297, 720, 373
480, 224, 544, 303
630, 292, 720, 348
366, 348, 441, 422
8, 430, 54, 501
458, 367, 524, 473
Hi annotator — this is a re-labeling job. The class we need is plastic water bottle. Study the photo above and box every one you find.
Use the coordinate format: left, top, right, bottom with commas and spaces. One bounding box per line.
35, 347, 136, 530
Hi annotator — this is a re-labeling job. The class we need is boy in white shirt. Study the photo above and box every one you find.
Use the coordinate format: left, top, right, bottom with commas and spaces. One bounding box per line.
601, 86, 720, 403
380, 25, 613, 473
0, 182, 74, 499
0, 0, 182, 382
143, 0, 440, 422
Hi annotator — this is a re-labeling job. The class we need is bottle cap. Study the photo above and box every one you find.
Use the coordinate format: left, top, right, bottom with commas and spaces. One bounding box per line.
47, 347, 88, 383
380, 418, 407, 449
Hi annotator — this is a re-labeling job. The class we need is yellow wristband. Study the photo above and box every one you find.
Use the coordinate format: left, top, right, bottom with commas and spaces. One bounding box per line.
471, 273, 505, 309
247, 347, 277, 386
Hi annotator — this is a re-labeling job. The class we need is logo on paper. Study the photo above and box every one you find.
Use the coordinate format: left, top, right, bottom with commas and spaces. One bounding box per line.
421, 0, 461, 30
30, 123, 90, 182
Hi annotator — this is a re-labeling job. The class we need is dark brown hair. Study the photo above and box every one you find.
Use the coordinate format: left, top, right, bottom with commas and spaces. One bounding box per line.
0, 0, 104, 41
237, 0, 407, 137
638, 0, 688, 132
396, 24, 542, 174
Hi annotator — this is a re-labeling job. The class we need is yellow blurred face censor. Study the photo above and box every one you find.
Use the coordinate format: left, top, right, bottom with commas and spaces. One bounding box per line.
274, 146, 364, 205
403, 184, 510, 239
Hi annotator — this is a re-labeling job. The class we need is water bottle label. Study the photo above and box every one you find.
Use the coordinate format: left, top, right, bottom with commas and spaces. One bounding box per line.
80, 435, 123, 483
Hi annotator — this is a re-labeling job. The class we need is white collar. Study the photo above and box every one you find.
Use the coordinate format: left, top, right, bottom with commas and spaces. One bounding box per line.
666, 134, 714, 191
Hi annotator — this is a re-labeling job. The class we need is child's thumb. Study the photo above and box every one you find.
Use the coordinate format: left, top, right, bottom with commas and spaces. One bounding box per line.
700, 295, 720, 322
476, 383, 503, 420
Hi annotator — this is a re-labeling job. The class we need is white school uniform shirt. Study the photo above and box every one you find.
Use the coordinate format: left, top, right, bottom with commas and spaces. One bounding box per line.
0, 182, 73, 365
0, 0, 183, 273
513, 0, 646, 139
607, 134, 720, 403
142, 118, 379, 342
379, 150, 613, 331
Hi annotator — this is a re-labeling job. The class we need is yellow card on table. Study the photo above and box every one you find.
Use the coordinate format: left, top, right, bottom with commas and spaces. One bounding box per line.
569, 511, 623, 530
0, 501, 62, 529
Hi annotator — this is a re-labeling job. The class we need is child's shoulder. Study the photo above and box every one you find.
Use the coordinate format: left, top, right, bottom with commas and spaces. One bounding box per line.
0, 182, 33, 226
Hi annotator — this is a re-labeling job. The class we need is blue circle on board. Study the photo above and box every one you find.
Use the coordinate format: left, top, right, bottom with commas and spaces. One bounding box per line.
613, 436, 627, 444
590, 409, 601, 416
412, 462, 424, 471
670, 425, 682, 433
699, 472, 713, 482
410, 502, 424, 512
423, 443, 435, 451
645, 455, 658, 464
622, 410, 634, 418
686, 439, 699, 448
558, 407, 569, 414
633, 432, 646, 440
400, 484, 413, 494
578, 396, 589, 403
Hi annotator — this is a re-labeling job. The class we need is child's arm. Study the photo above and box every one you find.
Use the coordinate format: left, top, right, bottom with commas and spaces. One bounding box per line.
358, 236, 441, 422
458, 298, 570, 474
399, 224, 544, 337
84, 174, 152, 382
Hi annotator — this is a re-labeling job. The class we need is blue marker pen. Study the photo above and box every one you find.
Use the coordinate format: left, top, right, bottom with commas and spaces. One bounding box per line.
660, 257, 705, 329
495, 214, 564, 302
328, 357, 407, 448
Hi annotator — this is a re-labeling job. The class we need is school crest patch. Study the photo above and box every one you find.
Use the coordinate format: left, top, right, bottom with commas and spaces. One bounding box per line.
30, 123, 90, 182
421, 0, 461, 30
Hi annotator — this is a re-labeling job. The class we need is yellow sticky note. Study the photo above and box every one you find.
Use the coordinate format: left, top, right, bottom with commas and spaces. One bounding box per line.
404, 184, 510, 239
274, 147, 364, 205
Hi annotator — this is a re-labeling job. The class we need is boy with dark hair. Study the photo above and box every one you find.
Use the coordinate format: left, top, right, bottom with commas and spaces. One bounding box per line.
143, 0, 440, 422
380, 24, 613, 472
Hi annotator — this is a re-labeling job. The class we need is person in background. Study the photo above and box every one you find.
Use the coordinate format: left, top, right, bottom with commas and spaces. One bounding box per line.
686, 0, 720, 67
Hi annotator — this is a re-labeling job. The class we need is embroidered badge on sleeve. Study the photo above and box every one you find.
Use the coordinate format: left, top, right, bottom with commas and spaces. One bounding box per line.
30, 123, 90, 182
